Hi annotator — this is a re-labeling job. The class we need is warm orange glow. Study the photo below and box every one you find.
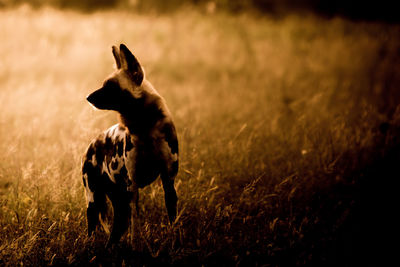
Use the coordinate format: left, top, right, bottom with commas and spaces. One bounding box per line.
0, 3, 399, 266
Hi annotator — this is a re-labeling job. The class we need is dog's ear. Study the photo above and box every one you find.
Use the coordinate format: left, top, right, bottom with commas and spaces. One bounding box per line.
112, 46, 121, 69
119, 44, 144, 86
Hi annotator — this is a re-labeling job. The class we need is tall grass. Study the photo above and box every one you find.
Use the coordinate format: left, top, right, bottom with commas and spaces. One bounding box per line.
0, 6, 399, 266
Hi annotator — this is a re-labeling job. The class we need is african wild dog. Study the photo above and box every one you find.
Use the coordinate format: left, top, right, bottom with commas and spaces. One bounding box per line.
82, 44, 178, 246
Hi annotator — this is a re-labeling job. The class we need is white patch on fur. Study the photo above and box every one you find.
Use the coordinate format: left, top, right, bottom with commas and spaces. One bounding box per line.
171, 152, 178, 162
102, 161, 116, 183
108, 124, 118, 134
90, 153, 97, 166
109, 155, 124, 177
106, 124, 125, 140
84, 174, 94, 207
86, 190, 94, 204
159, 139, 178, 163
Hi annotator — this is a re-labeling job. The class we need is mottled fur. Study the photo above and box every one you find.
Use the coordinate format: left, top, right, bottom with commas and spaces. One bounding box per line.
82, 44, 178, 247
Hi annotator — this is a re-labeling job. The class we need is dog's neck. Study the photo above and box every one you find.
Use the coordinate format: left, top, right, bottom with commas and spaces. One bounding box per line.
118, 97, 165, 138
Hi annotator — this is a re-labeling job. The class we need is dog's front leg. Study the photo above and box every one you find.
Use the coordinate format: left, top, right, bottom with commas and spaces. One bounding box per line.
161, 173, 178, 224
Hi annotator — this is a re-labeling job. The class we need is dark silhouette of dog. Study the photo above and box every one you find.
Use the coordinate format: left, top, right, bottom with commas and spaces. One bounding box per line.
82, 44, 178, 247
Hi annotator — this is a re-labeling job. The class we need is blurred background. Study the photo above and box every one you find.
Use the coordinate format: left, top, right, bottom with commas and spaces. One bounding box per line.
0, 1, 399, 266
0, 0, 399, 22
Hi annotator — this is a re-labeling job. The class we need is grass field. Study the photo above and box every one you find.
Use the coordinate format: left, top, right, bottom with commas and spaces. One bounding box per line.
0, 5, 399, 266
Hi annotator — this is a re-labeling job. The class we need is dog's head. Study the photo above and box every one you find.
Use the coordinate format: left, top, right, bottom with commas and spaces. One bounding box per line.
87, 44, 145, 112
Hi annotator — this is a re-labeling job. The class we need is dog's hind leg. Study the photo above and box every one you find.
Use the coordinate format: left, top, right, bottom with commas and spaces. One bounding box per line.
106, 191, 131, 248
86, 189, 107, 236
